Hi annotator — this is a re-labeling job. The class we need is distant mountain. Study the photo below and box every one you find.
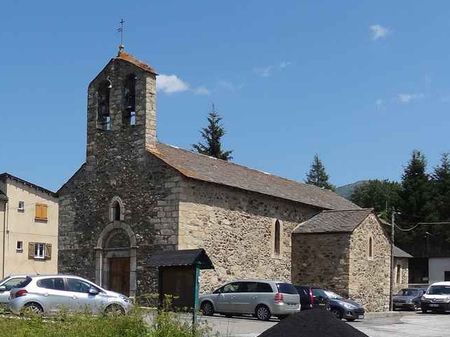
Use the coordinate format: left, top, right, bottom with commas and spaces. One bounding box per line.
336, 180, 368, 200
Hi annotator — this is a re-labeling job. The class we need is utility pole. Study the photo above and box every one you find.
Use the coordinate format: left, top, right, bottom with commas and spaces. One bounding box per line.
390, 211, 396, 311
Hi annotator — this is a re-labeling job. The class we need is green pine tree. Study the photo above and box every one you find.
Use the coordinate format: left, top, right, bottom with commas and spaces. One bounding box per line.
396, 150, 433, 255
192, 105, 233, 161
431, 153, 450, 221
350, 179, 402, 221
305, 154, 335, 191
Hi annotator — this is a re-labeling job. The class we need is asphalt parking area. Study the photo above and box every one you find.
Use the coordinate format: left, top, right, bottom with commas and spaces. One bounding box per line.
200, 312, 450, 337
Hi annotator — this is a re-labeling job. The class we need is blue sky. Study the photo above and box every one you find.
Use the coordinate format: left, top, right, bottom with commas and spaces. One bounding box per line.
1, 1, 449, 192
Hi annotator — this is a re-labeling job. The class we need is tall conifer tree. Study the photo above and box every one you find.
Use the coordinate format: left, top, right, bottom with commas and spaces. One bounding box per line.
192, 105, 233, 161
305, 154, 335, 191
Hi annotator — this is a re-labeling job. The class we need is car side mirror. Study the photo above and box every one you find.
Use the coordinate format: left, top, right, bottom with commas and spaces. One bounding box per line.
88, 288, 99, 296
0, 286, 6, 292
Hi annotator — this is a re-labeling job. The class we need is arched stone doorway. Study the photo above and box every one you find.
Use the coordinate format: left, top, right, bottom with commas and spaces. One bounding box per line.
94, 222, 137, 297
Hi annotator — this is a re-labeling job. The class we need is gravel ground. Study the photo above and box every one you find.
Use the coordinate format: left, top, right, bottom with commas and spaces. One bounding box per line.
199, 311, 450, 337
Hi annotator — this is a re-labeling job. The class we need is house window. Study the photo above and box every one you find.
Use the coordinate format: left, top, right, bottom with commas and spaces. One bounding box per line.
97, 80, 111, 130
34, 243, 45, 259
18, 201, 24, 212
445, 271, 450, 281
28, 242, 52, 260
396, 264, 401, 284
368, 237, 373, 258
274, 220, 281, 256
123, 74, 136, 126
35, 203, 48, 221
16, 241, 23, 252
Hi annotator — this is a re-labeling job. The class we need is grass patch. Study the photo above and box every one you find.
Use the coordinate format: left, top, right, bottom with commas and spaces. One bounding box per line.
0, 309, 212, 337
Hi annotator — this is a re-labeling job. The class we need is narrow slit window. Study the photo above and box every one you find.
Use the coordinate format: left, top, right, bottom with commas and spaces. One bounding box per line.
123, 74, 136, 126
368, 237, 373, 258
97, 80, 111, 130
113, 202, 121, 221
396, 265, 401, 284
274, 220, 281, 256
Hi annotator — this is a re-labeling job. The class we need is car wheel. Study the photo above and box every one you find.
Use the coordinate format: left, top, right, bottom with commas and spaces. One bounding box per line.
346, 318, 356, 322
23, 302, 43, 315
421, 307, 428, 314
200, 301, 214, 316
255, 305, 271, 321
104, 304, 125, 316
330, 308, 343, 320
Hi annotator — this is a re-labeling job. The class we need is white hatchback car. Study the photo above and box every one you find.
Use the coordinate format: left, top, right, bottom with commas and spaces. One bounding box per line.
421, 281, 450, 313
9, 275, 133, 315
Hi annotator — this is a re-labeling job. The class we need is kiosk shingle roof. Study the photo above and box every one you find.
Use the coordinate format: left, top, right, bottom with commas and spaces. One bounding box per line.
150, 143, 360, 210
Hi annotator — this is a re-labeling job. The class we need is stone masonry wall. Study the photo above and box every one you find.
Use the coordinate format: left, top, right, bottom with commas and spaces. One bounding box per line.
177, 178, 319, 293
291, 233, 352, 296
349, 214, 390, 312
394, 257, 409, 294
58, 57, 181, 297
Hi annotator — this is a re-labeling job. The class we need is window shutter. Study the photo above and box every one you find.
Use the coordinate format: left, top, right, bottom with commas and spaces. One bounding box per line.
35, 205, 41, 219
28, 242, 35, 259
45, 243, 52, 260
42, 204, 48, 220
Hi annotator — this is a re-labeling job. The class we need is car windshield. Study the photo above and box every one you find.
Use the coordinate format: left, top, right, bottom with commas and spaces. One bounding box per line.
396, 289, 419, 296
324, 290, 343, 299
427, 285, 450, 295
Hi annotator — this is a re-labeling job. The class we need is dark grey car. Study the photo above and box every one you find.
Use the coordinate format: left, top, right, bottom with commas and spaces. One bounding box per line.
393, 288, 426, 311
324, 290, 365, 321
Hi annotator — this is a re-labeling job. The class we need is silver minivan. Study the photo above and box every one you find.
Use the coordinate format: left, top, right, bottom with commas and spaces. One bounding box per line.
8, 275, 133, 315
199, 279, 300, 320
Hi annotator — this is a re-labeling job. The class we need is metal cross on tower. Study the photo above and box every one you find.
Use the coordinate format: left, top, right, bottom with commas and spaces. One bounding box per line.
117, 19, 125, 53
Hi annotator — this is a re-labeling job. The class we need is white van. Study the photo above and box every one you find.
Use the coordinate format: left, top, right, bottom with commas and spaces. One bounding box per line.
421, 281, 450, 313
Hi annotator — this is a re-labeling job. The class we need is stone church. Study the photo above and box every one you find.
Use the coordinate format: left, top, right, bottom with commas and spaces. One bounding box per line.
58, 49, 391, 311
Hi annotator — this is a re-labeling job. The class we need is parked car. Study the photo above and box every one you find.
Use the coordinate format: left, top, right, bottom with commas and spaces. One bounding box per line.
8, 275, 133, 315
421, 281, 450, 313
0, 275, 28, 308
393, 288, 426, 311
294, 285, 330, 310
323, 290, 365, 321
199, 280, 300, 321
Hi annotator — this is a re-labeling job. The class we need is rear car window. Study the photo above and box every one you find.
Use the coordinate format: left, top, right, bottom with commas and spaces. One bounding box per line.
256, 282, 273, 293
276, 283, 298, 294
312, 288, 327, 298
14, 277, 32, 289
37, 278, 65, 290
2, 277, 27, 291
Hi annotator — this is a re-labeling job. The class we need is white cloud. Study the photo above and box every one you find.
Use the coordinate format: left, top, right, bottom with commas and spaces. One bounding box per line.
370, 24, 390, 40
254, 61, 291, 77
157, 74, 209, 95
254, 66, 273, 77
193, 86, 210, 95
397, 93, 424, 103
157, 74, 189, 94
217, 80, 244, 92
